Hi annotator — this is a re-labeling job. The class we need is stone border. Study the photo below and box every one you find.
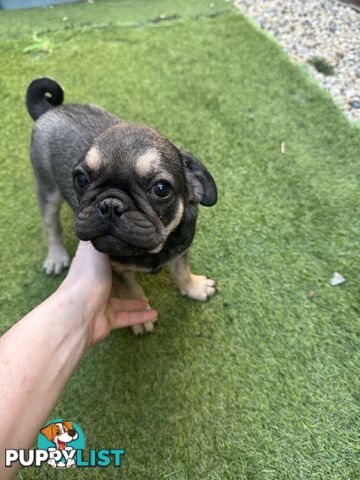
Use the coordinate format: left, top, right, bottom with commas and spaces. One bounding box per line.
235, 0, 360, 121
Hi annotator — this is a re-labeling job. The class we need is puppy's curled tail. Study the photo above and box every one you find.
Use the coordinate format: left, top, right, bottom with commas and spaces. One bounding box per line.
26, 77, 64, 121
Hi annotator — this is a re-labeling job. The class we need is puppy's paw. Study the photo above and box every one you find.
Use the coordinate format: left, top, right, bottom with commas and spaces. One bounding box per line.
180, 275, 216, 301
132, 321, 155, 336
66, 459, 76, 468
43, 246, 70, 275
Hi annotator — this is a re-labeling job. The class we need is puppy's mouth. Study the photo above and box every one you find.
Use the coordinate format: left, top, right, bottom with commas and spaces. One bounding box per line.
57, 440, 66, 451
74, 206, 166, 256
91, 235, 146, 256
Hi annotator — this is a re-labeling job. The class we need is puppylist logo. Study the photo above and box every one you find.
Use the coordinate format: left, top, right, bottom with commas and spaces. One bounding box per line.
5, 418, 125, 469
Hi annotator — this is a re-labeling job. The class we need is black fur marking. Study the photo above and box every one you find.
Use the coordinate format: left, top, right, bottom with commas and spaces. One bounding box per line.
26, 77, 64, 121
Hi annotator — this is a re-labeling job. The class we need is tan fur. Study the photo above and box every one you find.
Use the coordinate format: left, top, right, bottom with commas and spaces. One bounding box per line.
169, 253, 216, 301
165, 201, 184, 235
135, 148, 161, 175
85, 146, 102, 170
148, 201, 184, 254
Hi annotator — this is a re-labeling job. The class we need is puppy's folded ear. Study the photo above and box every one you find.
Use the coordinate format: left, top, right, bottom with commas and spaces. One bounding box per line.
181, 151, 217, 206
63, 420, 74, 431
40, 423, 55, 441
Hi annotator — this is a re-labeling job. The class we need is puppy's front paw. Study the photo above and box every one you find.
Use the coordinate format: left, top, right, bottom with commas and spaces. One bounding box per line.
43, 246, 70, 275
132, 321, 155, 336
180, 275, 216, 301
66, 459, 76, 468
48, 460, 57, 468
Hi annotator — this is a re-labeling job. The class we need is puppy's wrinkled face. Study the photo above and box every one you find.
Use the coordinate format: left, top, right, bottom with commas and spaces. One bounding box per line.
73, 123, 186, 256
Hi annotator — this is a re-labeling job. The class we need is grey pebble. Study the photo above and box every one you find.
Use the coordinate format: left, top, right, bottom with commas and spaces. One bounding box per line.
350, 100, 360, 109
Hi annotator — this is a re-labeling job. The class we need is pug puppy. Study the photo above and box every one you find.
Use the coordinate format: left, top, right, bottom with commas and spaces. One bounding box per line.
26, 77, 217, 334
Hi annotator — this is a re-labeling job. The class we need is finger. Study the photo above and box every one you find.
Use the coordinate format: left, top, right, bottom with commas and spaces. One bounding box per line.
109, 298, 149, 312
111, 309, 158, 329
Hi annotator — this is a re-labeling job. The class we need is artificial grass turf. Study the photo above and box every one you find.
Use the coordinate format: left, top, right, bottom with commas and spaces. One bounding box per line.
0, 2, 360, 479
0, 0, 234, 39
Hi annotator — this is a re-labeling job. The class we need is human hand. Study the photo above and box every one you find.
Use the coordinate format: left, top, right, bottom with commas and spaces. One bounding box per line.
0, 241, 157, 468
58, 241, 157, 348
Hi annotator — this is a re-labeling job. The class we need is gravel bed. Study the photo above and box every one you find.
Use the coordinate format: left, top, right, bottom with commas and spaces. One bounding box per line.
235, 0, 360, 121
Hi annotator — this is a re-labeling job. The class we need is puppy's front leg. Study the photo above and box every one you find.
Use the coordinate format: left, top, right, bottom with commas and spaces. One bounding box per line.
39, 188, 70, 275
170, 252, 215, 301
114, 271, 155, 336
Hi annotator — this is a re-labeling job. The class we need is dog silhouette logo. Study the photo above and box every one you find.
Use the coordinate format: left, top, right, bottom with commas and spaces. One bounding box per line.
38, 418, 85, 468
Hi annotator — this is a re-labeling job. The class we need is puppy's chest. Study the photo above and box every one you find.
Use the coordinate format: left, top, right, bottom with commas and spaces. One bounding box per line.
111, 260, 160, 274
110, 248, 181, 274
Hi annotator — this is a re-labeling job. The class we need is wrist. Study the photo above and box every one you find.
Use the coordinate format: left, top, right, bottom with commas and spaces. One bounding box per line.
51, 281, 94, 354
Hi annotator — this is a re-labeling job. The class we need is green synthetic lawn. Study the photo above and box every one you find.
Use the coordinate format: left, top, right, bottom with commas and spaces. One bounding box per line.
0, 1, 360, 478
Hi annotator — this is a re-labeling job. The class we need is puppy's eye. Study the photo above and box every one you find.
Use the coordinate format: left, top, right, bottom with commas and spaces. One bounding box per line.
74, 171, 89, 190
151, 181, 172, 198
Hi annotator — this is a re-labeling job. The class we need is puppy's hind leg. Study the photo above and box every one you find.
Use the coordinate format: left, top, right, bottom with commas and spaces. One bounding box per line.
169, 252, 216, 301
114, 271, 155, 336
37, 182, 70, 275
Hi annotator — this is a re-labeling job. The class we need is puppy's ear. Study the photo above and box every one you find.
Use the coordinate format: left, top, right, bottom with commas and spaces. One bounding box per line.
40, 423, 55, 441
181, 151, 217, 206
63, 421, 74, 431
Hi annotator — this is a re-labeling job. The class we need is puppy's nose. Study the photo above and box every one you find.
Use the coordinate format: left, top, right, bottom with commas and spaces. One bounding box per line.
68, 429, 77, 438
97, 198, 126, 218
